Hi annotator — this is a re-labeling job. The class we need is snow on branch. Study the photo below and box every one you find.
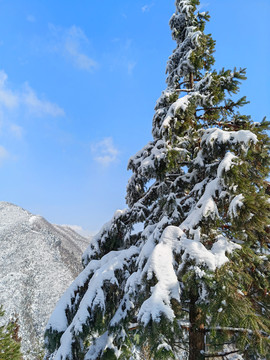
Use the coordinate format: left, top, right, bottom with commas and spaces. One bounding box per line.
202, 127, 257, 150
228, 194, 244, 219
82, 209, 130, 265
46, 246, 139, 358
138, 225, 182, 324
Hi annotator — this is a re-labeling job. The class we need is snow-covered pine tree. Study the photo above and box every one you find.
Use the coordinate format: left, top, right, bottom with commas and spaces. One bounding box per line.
44, 1, 270, 359
0, 306, 22, 359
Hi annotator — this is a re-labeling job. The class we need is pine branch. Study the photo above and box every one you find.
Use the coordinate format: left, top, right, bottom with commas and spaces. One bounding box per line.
196, 105, 229, 113
196, 97, 249, 114
165, 173, 188, 177
205, 327, 268, 336
178, 80, 190, 87
175, 88, 193, 93
172, 342, 188, 351
177, 79, 201, 88
206, 341, 235, 347
202, 349, 240, 358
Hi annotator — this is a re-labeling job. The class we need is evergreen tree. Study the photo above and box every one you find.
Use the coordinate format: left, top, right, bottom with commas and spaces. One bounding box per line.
44, 1, 270, 359
0, 306, 22, 360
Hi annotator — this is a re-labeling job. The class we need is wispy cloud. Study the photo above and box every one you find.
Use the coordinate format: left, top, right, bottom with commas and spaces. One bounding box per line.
107, 38, 137, 75
91, 137, 119, 166
142, 4, 154, 13
0, 70, 65, 118
0, 145, 9, 164
22, 83, 65, 117
26, 14, 36, 23
9, 124, 23, 139
197, 3, 210, 11
127, 61, 137, 75
0, 71, 19, 109
61, 224, 95, 238
49, 24, 98, 72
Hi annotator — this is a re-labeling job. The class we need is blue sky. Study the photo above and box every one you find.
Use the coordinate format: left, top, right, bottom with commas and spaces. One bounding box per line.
0, 0, 269, 235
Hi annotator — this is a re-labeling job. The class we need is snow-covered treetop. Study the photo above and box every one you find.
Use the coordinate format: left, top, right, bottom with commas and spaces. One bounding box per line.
127, 1, 248, 209
166, 0, 213, 86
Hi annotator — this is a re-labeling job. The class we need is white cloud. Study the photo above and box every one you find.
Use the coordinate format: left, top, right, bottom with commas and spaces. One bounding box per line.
107, 38, 137, 75
65, 43, 96, 71
197, 3, 210, 11
22, 83, 65, 117
49, 24, 98, 72
142, 5, 149, 12
10, 124, 23, 139
0, 71, 19, 109
127, 61, 137, 75
142, 4, 154, 13
91, 137, 119, 166
61, 224, 95, 239
27, 15, 36, 23
0, 145, 9, 164
0, 70, 65, 118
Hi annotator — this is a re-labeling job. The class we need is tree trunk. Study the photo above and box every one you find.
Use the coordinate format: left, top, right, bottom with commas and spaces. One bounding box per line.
189, 72, 194, 89
189, 297, 205, 360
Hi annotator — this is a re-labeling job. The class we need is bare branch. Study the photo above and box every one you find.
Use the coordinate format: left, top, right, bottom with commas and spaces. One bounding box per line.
203, 349, 240, 358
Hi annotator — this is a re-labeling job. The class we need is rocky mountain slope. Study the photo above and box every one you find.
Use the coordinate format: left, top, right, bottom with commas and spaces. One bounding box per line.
0, 202, 89, 359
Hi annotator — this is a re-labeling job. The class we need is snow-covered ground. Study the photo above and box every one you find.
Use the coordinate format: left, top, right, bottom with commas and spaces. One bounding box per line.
0, 202, 89, 359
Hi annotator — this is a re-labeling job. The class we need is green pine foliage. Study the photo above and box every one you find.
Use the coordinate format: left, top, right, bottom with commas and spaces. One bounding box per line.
44, 1, 270, 359
0, 306, 22, 360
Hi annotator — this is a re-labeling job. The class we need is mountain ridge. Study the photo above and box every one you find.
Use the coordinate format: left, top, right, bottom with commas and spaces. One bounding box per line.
0, 201, 89, 359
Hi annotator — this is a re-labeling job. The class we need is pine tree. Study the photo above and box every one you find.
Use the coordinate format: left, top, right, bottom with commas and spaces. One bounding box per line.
0, 306, 22, 360
44, 1, 270, 359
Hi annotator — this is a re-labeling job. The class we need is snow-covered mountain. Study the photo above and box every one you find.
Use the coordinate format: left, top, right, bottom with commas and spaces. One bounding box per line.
0, 202, 89, 359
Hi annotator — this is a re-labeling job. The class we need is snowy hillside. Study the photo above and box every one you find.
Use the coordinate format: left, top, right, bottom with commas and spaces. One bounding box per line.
0, 202, 89, 359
